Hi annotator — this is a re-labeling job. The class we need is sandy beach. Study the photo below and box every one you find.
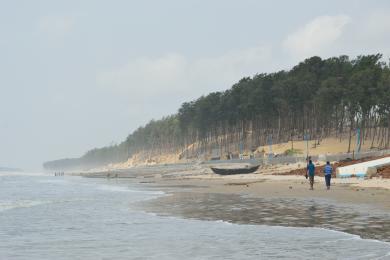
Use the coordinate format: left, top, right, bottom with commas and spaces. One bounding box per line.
78, 161, 390, 242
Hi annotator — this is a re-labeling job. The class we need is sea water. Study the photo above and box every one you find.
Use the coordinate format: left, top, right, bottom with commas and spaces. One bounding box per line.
0, 172, 389, 260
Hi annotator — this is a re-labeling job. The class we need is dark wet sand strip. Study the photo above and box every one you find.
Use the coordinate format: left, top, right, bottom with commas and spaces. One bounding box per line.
134, 181, 390, 242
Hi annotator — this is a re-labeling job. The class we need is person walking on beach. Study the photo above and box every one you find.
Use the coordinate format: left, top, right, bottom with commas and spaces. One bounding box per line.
323, 161, 333, 190
307, 160, 315, 190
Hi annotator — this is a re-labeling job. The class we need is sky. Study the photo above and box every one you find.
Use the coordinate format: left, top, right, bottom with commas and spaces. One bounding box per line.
1, 0, 390, 170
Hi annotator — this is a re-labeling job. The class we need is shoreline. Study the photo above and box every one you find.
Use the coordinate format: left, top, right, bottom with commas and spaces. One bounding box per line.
76, 162, 390, 242
135, 176, 390, 242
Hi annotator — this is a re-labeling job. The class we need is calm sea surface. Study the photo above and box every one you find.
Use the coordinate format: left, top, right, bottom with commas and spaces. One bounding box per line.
1, 172, 389, 259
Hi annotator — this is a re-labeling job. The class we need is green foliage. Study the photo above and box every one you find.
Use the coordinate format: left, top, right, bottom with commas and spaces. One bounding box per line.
44, 54, 390, 171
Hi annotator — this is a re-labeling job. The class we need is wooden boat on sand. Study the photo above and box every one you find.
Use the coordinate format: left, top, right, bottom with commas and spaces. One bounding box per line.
211, 165, 260, 175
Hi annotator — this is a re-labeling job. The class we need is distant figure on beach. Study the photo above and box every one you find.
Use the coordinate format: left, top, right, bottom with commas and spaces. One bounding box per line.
323, 161, 333, 190
307, 160, 315, 190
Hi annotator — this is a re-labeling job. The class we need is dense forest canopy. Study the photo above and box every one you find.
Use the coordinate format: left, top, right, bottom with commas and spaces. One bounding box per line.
43, 54, 390, 170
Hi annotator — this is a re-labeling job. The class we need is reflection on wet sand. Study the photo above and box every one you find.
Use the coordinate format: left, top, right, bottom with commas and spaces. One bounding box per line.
139, 192, 390, 242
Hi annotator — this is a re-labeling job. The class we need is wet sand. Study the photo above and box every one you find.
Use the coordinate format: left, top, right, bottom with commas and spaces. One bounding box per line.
79, 164, 390, 242
132, 176, 390, 242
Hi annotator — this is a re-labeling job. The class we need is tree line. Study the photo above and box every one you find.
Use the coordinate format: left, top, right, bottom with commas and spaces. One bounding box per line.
43, 54, 390, 170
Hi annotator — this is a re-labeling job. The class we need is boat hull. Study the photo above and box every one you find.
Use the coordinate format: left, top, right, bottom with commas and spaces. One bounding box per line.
211, 165, 260, 175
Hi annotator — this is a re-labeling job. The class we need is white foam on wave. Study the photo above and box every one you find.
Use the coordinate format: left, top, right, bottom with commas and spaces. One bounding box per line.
214, 219, 233, 225
96, 184, 165, 196
0, 198, 92, 212
155, 214, 390, 250
210, 221, 390, 247
0, 200, 49, 212
37, 179, 69, 184
0, 171, 50, 177
97, 184, 136, 193
312, 226, 390, 246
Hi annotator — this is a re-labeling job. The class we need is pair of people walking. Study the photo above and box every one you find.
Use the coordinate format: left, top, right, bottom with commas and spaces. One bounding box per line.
306, 160, 333, 190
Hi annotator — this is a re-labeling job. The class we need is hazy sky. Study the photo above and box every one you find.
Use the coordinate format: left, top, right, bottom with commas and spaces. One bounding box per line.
1, 0, 390, 170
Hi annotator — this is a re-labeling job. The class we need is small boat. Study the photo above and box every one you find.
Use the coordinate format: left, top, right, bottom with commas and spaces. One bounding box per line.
211, 165, 260, 175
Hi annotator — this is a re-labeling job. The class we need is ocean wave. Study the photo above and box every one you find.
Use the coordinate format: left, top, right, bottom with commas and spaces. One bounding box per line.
37, 179, 69, 184
214, 219, 233, 225
0, 171, 50, 177
311, 227, 390, 246
193, 219, 390, 247
0, 198, 92, 212
247, 224, 390, 246
96, 184, 142, 193
96, 184, 165, 195
0, 200, 49, 212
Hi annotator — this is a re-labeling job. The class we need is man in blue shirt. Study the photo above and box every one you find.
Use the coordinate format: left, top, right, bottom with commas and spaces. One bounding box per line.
323, 161, 333, 190
307, 160, 315, 190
